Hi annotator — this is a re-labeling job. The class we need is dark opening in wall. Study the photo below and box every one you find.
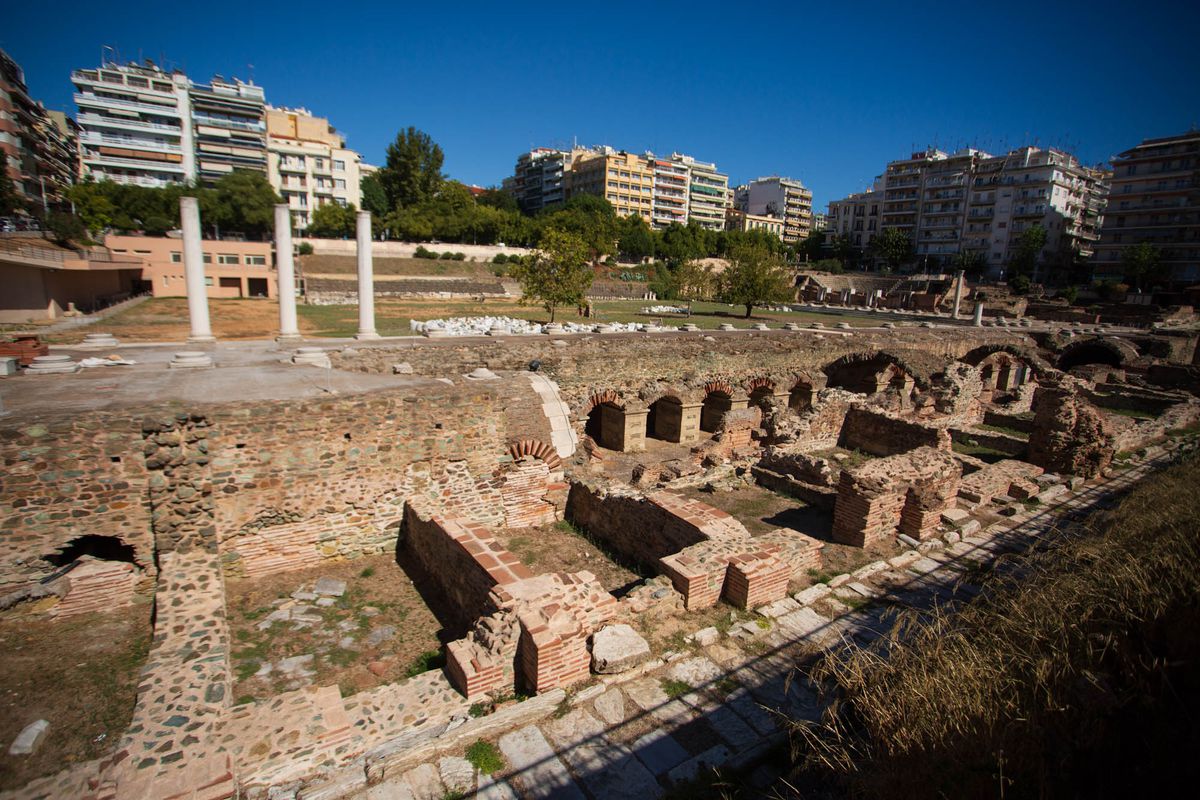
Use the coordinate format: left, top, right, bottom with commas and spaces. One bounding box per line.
344, 433, 352, 441
110, 456, 121, 463
44, 534, 139, 568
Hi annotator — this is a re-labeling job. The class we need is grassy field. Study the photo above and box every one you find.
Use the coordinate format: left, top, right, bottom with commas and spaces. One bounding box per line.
42, 296, 884, 343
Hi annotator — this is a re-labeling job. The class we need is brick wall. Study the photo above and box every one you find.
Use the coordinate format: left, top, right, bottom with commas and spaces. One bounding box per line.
832, 447, 962, 547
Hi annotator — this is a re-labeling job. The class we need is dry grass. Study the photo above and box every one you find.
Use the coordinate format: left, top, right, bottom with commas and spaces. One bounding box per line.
782, 449, 1200, 798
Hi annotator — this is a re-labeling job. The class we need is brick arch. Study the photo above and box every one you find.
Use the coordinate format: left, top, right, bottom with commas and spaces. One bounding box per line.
824, 351, 924, 392
1058, 336, 1140, 371
703, 379, 735, 397
960, 343, 1052, 379
744, 376, 777, 393
506, 439, 561, 470
788, 369, 821, 390
583, 389, 625, 414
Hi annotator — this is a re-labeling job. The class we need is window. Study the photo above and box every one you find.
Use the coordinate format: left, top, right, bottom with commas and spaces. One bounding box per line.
246, 255, 266, 265
335, 178, 346, 189
333, 160, 345, 171
170, 252, 182, 263
218, 254, 239, 265
204, 277, 214, 286
202, 254, 212, 263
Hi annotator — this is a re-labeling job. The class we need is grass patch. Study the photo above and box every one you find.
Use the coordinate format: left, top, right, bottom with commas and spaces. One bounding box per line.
662, 678, 693, 698
975, 423, 1030, 439
405, 649, 446, 678
952, 440, 1012, 463
1105, 406, 1157, 420
465, 739, 505, 774
807, 568, 837, 585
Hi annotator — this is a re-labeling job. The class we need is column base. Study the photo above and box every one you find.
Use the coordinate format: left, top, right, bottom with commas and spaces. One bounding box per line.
275, 333, 304, 343
354, 332, 382, 340
186, 335, 216, 345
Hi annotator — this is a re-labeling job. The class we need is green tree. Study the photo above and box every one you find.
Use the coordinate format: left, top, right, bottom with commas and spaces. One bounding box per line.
360, 173, 389, 217
67, 181, 116, 234
379, 127, 445, 209
45, 211, 90, 245
675, 258, 714, 315
797, 230, 825, 263
537, 195, 619, 257
477, 188, 519, 214
718, 243, 794, 318
868, 227, 914, 273
950, 249, 988, 279
207, 171, 279, 237
1121, 241, 1166, 291
307, 201, 357, 238
510, 228, 594, 322
811, 257, 844, 274
1007, 224, 1048, 284
617, 214, 655, 261
0, 150, 22, 216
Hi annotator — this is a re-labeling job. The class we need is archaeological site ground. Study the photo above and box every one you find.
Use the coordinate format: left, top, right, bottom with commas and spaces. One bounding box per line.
3, 304, 1200, 799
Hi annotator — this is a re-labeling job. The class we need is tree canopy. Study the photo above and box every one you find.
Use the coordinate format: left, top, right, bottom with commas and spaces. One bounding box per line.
306, 201, 358, 238
718, 243, 795, 318
1008, 224, 1048, 284
510, 228, 594, 322
0, 150, 19, 216
868, 228, 914, 272
1121, 241, 1166, 290
379, 127, 445, 209
359, 173, 389, 217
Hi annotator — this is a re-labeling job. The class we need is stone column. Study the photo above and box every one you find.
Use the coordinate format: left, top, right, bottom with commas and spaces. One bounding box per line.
274, 204, 301, 342
355, 210, 379, 339
952, 270, 965, 318
180, 197, 214, 343
973, 302, 984, 327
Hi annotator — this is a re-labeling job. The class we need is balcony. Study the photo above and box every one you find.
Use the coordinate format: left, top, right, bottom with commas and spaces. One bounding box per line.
84, 153, 187, 172
72, 71, 179, 100
278, 161, 308, 174
74, 92, 181, 118
77, 113, 182, 135
79, 132, 182, 154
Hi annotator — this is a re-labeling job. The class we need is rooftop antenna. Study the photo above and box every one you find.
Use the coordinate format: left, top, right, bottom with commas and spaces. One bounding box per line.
247, 63, 254, 84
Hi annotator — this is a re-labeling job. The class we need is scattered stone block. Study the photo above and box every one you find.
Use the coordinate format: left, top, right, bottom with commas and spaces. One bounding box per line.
592, 688, 628, 725
313, 577, 347, 597
591, 624, 650, 674
667, 656, 722, 687
392, 362, 414, 374
941, 508, 971, 526
827, 574, 851, 588
756, 597, 800, 619
793, 583, 831, 605
693, 626, 720, 647
959, 519, 982, 536
438, 756, 475, 795
8, 720, 49, 755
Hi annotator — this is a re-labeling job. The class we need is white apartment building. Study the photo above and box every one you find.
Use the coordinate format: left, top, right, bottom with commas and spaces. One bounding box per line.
735, 176, 814, 243
265, 106, 363, 230
676, 153, 729, 231
649, 155, 689, 228
828, 189, 883, 250
72, 61, 195, 188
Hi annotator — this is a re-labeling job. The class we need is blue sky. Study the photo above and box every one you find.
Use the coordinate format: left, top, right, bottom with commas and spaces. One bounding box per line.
5, 0, 1199, 209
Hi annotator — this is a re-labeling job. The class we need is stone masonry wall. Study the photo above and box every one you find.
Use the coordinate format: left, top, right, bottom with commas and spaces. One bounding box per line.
839, 405, 951, 457
0, 414, 152, 592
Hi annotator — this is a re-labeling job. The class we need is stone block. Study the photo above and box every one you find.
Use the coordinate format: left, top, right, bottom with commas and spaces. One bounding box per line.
8, 719, 49, 755
692, 626, 720, 647
793, 583, 831, 605
591, 624, 650, 674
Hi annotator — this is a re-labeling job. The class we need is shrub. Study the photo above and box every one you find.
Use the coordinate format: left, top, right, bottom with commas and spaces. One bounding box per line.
439, 251, 456, 260
414, 245, 438, 259
465, 739, 505, 774
404, 649, 445, 677
493, 253, 508, 264
297, 242, 314, 256
453, 252, 466, 261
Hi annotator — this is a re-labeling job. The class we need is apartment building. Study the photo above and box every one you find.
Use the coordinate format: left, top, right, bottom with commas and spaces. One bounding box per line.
725, 208, 785, 238
566, 147, 655, 223
508, 145, 730, 229
964, 147, 1108, 277
835, 145, 1108, 276
677, 154, 729, 230
72, 61, 194, 188
828, 189, 883, 250
511, 147, 578, 214
191, 77, 267, 184
2, 49, 78, 211
265, 106, 363, 230
105, 233, 275, 298
1093, 131, 1200, 285
735, 176, 813, 243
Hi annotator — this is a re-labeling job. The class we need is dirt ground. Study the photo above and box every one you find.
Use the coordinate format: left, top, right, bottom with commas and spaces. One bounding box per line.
225, 554, 444, 704
493, 520, 645, 594
0, 601, 152, 790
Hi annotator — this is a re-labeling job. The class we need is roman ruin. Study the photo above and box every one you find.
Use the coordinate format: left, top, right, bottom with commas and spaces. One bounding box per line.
2, 206, 1199, 800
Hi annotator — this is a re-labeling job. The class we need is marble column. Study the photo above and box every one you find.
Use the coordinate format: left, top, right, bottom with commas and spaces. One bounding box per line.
355, 210, 379, 340
952, 270, 965, 318
274, 204, 301, 342
180, 197, 214, 343
973, 302, 984, 327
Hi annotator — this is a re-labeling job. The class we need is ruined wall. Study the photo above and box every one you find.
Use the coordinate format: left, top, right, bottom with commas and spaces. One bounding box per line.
566, 482, 748, 567
832, 447, 962, 547
1027, 381, 1116, 477
839, 406, 951, 456
0, 414, 152, 592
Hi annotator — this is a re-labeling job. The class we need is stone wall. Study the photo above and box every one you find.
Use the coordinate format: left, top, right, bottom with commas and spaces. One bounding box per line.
838, 405, 951, 456
1027, 381, 1115, 477
0, 414, 152, 592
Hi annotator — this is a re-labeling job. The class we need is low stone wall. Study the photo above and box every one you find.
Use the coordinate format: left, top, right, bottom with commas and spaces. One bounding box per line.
950, 427, 1028, 457
957, 459, 1044, 506
839, 405, 950, 456
305, 277, 508, 305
